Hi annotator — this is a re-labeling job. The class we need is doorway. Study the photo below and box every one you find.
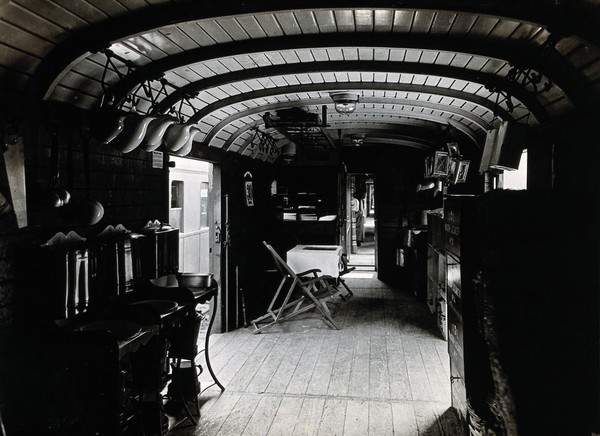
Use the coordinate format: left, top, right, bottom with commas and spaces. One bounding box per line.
347, 174, 376, 270
168, 156, 214, 275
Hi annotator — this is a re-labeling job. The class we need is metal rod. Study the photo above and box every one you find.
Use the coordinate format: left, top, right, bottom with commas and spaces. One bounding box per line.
225, 194, 229, 332
235, 265, 239, 329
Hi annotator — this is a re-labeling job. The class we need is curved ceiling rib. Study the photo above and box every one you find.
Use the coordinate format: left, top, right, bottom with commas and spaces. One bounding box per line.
103, 32, 588, 112
150, 62, 547, 121
20, 4, 600, 162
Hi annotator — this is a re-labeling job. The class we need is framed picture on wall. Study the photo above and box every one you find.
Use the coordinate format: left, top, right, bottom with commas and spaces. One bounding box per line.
244, 180, 254, 206
456, 160, 470, 183
432, 151, 450, 176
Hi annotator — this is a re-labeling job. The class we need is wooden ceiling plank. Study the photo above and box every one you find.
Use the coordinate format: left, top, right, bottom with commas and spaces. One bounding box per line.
264, 51, 286, 65
52, 0, 109, 23
89, 0, 129, 18
3, 3, 67, 41
374, 10, 393, 32
325, 47, 344, 62
420, 51, 438, 64
392, 10, 414, 33
296, 49, 316, 63
358, 48, 375, 62
13, 0, 87, 30
0, 44, 40, 74
354, 9, 374, 32
468, 16, 500, 38
333, 10, 355, 32
0, 21, 54, 57
140, 31, 184, 56
255, 13, 284, 37
295, 10, 319, 34
431, 11, 457, 35
373, 48, 390, 62
313, 10, 336, 33
412, 10, 435, 34
176, 22, 218, 47
218, 56, 244, 72
274, 12, 302, 36
449, 13, 478, 36
160, 26, 201, 51
203, 59, 231, 75
404, 49, 421, 63
310, 48, 330, 62
217, 16, 252, 41
488, 19, 521, 41
115, 0, 148, 10
236, 15, 267, 39
197, 20, 234, 44
342, 47, 359, 61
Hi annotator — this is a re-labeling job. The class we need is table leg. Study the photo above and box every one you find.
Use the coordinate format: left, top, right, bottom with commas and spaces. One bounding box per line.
201, 294, 225, 392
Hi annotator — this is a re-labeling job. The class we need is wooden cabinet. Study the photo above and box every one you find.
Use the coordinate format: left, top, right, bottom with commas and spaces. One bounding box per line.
426, 213, 447, 340
444, 195, 479, 430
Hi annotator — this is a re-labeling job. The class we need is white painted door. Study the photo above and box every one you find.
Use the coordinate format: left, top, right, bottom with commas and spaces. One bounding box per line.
169, 156, 212, 274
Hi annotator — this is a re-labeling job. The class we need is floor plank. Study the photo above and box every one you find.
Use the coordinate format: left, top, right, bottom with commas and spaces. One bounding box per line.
170, 277, 459, 436
317, 398, 347, 436
241, 395, 282, 436
266, 396, 305, 436
368, 400, 394, 436
343, 399, 369, 436
292, 397, 326, 436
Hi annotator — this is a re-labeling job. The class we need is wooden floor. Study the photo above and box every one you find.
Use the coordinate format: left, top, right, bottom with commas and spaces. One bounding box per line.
171, 276, 461, 436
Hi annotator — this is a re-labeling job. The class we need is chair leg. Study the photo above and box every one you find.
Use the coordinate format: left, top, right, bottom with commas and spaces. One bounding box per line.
339, 278, 354, 298
306, 283, 340, 330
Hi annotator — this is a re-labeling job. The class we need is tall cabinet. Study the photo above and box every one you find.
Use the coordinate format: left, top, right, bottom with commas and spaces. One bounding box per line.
444, 195, 490, 432
426, 212, 447, 340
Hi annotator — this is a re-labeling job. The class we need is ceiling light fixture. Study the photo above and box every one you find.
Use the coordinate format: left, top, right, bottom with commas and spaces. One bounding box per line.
330, 92, 360, 115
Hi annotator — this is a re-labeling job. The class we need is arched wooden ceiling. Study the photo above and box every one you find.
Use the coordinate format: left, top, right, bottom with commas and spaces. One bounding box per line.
1, 0, 600, 163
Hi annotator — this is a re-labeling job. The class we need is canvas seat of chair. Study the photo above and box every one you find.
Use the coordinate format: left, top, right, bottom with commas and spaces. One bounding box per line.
251, 241, 345, 334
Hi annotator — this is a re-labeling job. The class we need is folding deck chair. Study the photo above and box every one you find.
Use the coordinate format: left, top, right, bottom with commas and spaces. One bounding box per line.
336, 253, 355, 299
251, 241, 344, 334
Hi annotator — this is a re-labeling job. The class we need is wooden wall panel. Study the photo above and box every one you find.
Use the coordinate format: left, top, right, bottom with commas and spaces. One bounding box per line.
0, 104, 169, 334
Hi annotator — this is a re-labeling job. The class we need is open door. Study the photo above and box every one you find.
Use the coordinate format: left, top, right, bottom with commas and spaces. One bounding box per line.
346, 174, 376, 270
168, 156, 224, 331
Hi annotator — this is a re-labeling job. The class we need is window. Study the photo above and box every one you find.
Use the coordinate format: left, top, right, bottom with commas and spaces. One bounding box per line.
171, 180, 184, 208
503, 150, 527, 190
170, 180, 184, 230
200, 182, 209, 228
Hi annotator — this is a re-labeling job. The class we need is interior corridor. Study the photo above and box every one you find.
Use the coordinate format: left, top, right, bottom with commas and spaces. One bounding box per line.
176, 276, 459, 436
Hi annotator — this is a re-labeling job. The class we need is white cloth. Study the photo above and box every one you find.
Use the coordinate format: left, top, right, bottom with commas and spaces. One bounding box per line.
286, 245, 342, 277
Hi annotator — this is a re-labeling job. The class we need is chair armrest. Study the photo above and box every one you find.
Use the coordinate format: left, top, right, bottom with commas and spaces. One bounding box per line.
297, 268, 322, 276
340, 266, 356, 276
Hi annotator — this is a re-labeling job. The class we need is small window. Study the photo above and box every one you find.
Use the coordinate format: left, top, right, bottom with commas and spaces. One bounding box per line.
503, 150, 527, 190
200, 182, 209, 228
171, 181, 184, 208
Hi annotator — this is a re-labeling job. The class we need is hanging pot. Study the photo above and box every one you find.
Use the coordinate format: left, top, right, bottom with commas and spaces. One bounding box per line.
142, 116, 178, 151
90, 108, 126, 144
76, 198, 105, 225
80, 133, 104, 225
110, 114, 155, 153
43, 130, 71, 208
163, 123, 194, 152
174, 128, 200, 156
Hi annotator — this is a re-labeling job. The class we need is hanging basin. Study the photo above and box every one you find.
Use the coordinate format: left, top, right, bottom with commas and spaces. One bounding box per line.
142, 116, 178, 151
110, 114, 155, 153
164, 123, 193, 152
177, 272, 212, 288
78, 319, 142, 341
